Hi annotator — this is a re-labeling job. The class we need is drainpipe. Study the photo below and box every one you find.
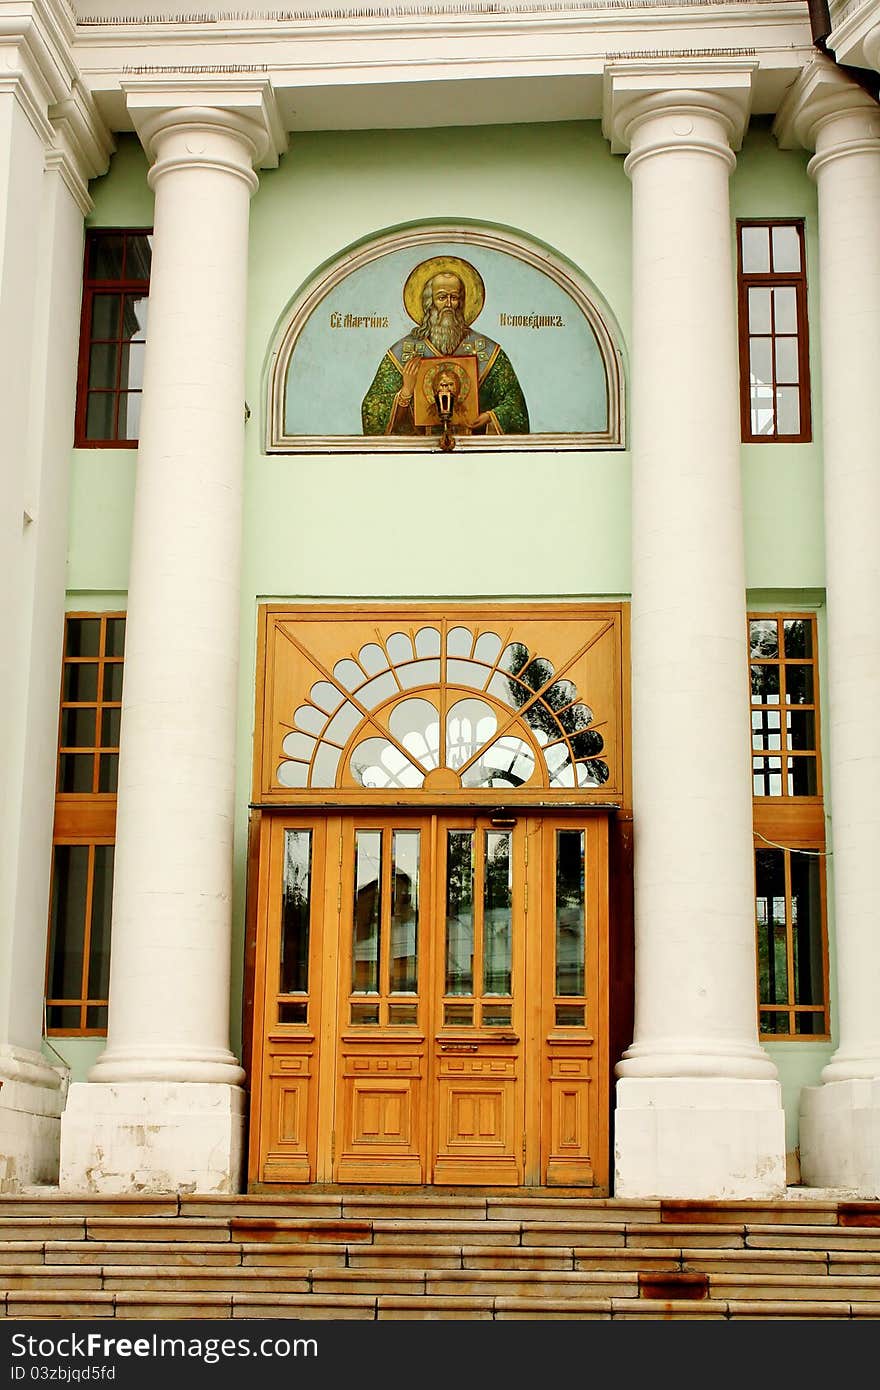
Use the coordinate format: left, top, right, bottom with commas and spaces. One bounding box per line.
808, 0, 880, 101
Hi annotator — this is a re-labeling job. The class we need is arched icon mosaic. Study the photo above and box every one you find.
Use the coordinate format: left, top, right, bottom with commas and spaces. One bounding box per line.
267, 226, 625, 452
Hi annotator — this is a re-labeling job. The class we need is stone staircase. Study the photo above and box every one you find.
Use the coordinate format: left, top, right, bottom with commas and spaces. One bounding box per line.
1, 1191, 880, 1320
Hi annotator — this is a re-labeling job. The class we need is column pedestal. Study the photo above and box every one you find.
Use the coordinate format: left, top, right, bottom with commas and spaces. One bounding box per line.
0, 1047, 66, 1192
60, 1083, 244, 1194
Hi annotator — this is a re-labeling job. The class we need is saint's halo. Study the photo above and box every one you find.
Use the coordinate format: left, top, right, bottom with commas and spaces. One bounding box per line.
403, 256, 486, 326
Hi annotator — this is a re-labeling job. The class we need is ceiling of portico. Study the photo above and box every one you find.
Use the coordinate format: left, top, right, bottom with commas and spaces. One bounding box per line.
67, 0, 816, 133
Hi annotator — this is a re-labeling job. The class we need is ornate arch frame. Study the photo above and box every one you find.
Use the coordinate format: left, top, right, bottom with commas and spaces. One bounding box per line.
265, 223, 627, 452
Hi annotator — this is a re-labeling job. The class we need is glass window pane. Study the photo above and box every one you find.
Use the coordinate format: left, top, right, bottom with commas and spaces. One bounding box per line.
62, 662, 98, 702
86, 844, 114, 999
105, 619, 126, 658
760, 1011, 791, 1036
556, 1004, 585, 1027
444, 1003, 473, 1025
484, 831, 512, 996
388, 1002, 418, 1025
88, 342, 118, 390
390, 831, 419, 994
771, 225, 802, 272
48, 845, 89, 999
786, 665, 814, 705
753, 756, 783, 797
794, 1012, 826, 1036
749, 337, 772, 385
124, 236, 152, 281
61, 707, 96, 748
756, 849, 788, 1006
350, 1001, 379, 1024
88, 235, 125, 279
90, 294, 121, 338
749, 619, 779, 660
46, 1005, 82, 1030
556, 829, 585, 997
741, 225, 771, 272
773, 286, 798, 334
446, 831, 474, 996
60, 753, 94, 793
85, 1005, 108, 1030
120, 339, 146, 390
352, 830, 381, 994
278, 1001, 307, 1024
122, 294, 149, 342
791, 854, 823, 1007
775, 386, 801, 436
752, 709, 781, 751
483, 1004, 512, 1025
784, 618, 812, 659
281, 830, 312, 995
97, 753, 118, 793
103, 664, 124, 701
751, 663, 780, 704
786, 710, 816, 752
85, 392, 116, 441
788, 755, 818, 796
65, 619, 101, 658
775, 337, 799, 385
118, 392, 141, 441
748, 286, 771, 334
101, 707, 121, 748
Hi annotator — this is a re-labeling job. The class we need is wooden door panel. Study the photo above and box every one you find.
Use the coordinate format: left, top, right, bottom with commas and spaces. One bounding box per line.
336, 1047, 425, 1182
261, 1049, 314, 1182
434, 1052, 521, 1185
545, 1051, 595, 1186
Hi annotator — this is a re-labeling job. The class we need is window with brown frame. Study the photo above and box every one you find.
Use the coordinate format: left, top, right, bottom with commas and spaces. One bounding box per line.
74, 230, 152, 447
749, 612, 828, 1039
46, 613, 125, 1035
737, 220, 811, 443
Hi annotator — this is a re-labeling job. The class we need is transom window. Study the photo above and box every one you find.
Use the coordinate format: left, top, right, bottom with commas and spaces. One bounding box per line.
276, 623, 610, 794
737, 220, 811, 443
75, 229, 152, 447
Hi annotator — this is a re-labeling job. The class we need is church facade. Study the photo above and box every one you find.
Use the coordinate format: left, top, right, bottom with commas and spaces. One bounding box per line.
2, 0, 880, 1200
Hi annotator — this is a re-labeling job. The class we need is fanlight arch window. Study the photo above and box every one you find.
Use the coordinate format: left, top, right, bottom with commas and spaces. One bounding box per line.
276, 624, 609, 793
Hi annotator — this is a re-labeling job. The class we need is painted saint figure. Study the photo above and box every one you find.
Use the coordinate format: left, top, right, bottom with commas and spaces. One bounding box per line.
361, 256, 530, 436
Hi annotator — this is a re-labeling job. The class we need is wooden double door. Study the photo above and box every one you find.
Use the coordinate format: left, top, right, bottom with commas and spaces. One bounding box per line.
249, 811, 609, 1188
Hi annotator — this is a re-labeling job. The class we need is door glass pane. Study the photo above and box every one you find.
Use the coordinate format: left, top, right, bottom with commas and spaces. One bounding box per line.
483, 831, 512, 995
791, 854, 823, 1007
556, 830, 585, 996
280, 830, 311, 996
48, 845, 89, 999
446, 831, 474, 995
352, 830, 381, 994
86, 845, 113, 999
390, 830, 419, 993
756, 849, 788, 1005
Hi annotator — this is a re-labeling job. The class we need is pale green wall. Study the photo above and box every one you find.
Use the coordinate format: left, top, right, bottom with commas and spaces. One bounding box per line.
64, 121, 832, 1169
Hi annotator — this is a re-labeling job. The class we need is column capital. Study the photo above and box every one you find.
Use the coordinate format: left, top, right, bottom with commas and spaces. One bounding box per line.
774, 53, 880, 157
827, 0, 880, 72
602, 60, 755, 159
48, 80, 115, 215
123, 80, 288, 182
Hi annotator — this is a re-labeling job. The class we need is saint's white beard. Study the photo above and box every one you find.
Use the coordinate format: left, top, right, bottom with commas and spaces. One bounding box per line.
421, 306, 468, 355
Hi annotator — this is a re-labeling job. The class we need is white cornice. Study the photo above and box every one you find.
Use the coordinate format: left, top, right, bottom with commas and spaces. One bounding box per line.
828, 0, 880, 72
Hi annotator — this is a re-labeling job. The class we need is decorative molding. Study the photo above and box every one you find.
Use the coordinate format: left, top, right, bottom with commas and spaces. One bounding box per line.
774, 52, 880, 149
73, 0, 809, 21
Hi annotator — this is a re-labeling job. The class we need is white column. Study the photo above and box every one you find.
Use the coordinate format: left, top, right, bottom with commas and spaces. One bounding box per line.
0, 17, 111, 1190
777, 60, 880, 1195
60, 86, 285, 1194
604, 65, 786, 1198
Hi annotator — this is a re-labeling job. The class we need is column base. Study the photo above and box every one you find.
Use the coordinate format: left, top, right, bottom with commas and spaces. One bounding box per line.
59, 1082, 245, 1194
0, 1046, 67, 1192
799, 1079, 880, 1196
614, 1077, 787, 1199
